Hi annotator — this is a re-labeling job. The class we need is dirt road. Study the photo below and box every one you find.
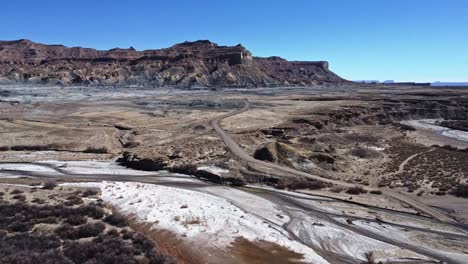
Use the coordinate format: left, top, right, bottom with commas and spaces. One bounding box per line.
210, 100, 458, 225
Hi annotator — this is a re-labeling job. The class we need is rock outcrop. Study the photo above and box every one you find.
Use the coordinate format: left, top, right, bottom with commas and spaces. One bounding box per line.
253, 142, 308, 167
0, 39, 345, 87
291, 97, 468, 130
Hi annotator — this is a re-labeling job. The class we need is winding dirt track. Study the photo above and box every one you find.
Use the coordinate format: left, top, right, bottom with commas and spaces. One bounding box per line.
210, 100, 457, 224
210, 100, 356, 188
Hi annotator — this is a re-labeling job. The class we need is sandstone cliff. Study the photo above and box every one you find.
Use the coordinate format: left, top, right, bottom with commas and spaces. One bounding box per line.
0, 39, 345, 87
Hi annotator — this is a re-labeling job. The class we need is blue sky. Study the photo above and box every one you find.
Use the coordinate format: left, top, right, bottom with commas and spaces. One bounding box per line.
1, 0, 467, 82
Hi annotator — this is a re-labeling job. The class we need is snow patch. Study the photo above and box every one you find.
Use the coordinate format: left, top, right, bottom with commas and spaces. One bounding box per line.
0, 172, 22, 178
289, 212, 399, 262
38, 160, 160, 176
197, 165, 229, 175
351, 219, 468, 263
0, 163, 57, 172
76, 181, 329, 264
201, 186, 289, 226
401, 119, 468, 142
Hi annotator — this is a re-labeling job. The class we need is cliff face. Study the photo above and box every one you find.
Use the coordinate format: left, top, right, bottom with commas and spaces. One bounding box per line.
0, 39, 345, 87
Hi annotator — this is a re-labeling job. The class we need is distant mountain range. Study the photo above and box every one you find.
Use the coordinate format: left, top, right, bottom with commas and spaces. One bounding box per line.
0, 39, 346, 88
355, 80, 468, 87
431, 82, 468, 87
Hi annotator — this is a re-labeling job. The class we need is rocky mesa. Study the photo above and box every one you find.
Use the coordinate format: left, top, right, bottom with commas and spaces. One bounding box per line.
0, 39, 345, 87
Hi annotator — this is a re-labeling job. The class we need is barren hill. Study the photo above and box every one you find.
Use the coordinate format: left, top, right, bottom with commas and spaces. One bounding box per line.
0, 39, 345, 87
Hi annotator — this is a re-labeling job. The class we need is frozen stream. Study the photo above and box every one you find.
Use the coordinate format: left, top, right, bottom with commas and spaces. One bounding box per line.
401, 119, 468, 142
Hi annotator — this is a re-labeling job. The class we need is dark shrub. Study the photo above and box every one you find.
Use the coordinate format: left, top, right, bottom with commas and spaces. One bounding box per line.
369, 190, 382, 195
450, 184, 468, 198
124, 141, 140, 148
83, 147, 108, 154
104, 213, 128, 227
38, 216, 59, 224
0, 250, 71, 264
399, 123, 416, 131
286, 179, 328, 190
10, 145, 50, 151
0, 234, 61, 252
277, 177, 330, 190
56, 222, 105, 239
121, 229, 135, 240
10, 189, 24, 195
0, 199, 174, 263
55, 224, 75, 239
78, 204, 105, 219
64, 216, 87, 226
64, 236, 136, 264
42, 180, 57, 190
170, 164, 197, 175
346, 186, 368, 195
8, 221, 33, 232
349, 147, 381, 159
131, 233, 156, 253
64, 195, 83, 206
330, 186, 344, 193
63, 241, 100, 263
31, 198, 46, 204
106, 229, 120, 237
12, 194, 26, 202
75, 222, 106, 238
81, 189, 99, 197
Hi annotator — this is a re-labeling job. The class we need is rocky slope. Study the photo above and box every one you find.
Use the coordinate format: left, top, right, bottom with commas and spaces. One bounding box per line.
0, 39, 345, 87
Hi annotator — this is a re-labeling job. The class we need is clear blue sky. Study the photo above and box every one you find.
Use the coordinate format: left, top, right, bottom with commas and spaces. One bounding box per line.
1, 0, 467, 82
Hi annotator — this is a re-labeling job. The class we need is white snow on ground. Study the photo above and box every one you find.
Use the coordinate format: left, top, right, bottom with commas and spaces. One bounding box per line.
37, 160, 160, 176
350, 219, 468, 263
202, 186, 455, 262
0, 163, 57, 172
63, 181, 436, 263
0, 172, 22, 178
368, 146, 386, 151
401, 119, 443, 131
442, 129, 468, 141
60, 182, 103, 189
63, 181, 455, 263
401, 119, 468, 142
14, 151, 64, 158
0, 183, 42, 188
68, 181, 329, 264
247, 185, 335, 202
197, 165, 229, 175
285, 210, 422, 263
151, 176, 202, 183
201, 186, 289, 226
